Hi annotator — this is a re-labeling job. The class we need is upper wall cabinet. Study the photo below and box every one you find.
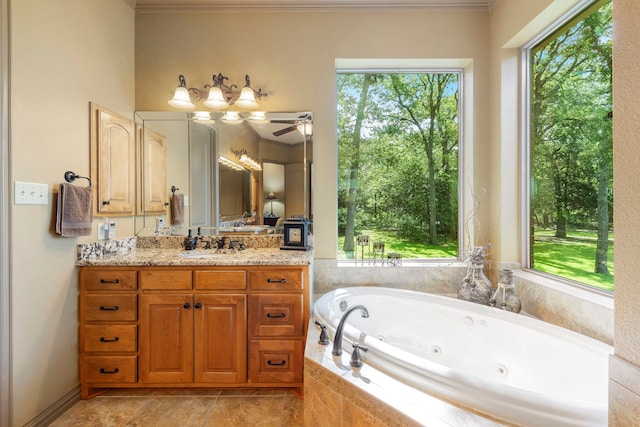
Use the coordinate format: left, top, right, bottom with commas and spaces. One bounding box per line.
90, 103, 136, 216
138, 126, 168, 215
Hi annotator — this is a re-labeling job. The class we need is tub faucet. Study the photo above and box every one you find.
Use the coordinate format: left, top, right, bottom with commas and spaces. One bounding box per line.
332, 304, 369, 356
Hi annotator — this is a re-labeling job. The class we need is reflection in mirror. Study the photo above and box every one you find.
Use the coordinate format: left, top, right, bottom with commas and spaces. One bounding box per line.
134, 111, 312, 236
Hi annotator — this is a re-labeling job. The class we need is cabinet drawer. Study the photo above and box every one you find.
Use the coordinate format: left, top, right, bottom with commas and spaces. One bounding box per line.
248, 270, 303, 291
248, 340, 303, 384
83, 355, 137, 383
82, 270, 137, 291
194, 270, 246, 290
248, 294, 304, 338
84, 295, 137, 321
140, 270, 192, 290
84, 325, 137, 352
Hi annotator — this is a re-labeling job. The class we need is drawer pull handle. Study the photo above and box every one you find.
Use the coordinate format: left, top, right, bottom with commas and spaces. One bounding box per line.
267, 360, 287, 366
267, 278, 286, 284
99, 278, 120, 284
99, 368, 120, 374
267, 312, 286, 318
99, 305, 119, 311
100, 337, 120, 343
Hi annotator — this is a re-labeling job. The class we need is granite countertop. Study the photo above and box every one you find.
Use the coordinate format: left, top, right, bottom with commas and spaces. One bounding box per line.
76, 235, 314, 267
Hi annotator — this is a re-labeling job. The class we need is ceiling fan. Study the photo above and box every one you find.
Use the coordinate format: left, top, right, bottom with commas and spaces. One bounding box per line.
272, 113, 312, 137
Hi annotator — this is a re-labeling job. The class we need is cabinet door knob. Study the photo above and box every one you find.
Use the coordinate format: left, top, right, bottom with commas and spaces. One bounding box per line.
183, 302, 191, 309
194, 302, 202, 309
102, 200, 110, 205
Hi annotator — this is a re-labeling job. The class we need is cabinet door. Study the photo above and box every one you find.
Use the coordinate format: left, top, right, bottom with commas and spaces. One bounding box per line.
141, 127, 167, 214
91, 103, 136, 215
139, 294, 193, 383
194, 294, 246, 383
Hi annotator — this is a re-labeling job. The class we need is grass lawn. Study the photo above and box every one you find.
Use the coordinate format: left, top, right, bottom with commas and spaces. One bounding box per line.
337, 228, 613, 292
338, 229, 458, 260
533, 229, 614, 292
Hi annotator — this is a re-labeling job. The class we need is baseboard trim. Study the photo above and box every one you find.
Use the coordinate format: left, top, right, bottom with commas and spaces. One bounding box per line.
23, 386, 81, 427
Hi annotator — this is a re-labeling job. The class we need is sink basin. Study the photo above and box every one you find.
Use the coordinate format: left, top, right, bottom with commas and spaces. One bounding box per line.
178, 250, 241, 259
218, 225, 272, 234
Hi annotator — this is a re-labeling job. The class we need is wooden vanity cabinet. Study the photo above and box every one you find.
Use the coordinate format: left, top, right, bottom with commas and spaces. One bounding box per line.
79, 265, 308, 398
247, 268, 307, 386
79, 268, 138, 398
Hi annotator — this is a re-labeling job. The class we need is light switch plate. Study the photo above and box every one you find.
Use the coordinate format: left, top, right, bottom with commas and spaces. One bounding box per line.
15, 181, 48, 205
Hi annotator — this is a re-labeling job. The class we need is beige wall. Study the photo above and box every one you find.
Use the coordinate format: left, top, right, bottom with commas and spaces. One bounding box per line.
612, 0, 640, 371
9, 0, 134, 424
135, 9, 491, 259
6, 0, 637, 424
610, 0, 640, 424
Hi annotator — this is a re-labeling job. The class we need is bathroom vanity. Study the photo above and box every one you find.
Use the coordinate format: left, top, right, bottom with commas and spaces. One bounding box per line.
76, 236, 312, 399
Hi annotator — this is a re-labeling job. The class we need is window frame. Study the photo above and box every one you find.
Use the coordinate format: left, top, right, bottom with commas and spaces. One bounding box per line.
335, 67, 465, 263
521, 0, 613, 294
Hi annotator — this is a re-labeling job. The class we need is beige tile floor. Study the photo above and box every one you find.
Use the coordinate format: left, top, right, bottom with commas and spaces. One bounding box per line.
50, 389, 304, 427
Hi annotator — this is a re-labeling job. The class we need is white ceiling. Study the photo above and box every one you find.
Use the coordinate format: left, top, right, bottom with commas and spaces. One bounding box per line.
135, 0, 496, 11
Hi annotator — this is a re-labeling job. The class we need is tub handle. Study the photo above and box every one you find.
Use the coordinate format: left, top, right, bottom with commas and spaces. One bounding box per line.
314, 320, 329, 345
350, 343, 369, 368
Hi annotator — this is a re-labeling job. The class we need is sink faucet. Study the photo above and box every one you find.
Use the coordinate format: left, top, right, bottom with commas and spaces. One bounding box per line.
332, 304, 369, 356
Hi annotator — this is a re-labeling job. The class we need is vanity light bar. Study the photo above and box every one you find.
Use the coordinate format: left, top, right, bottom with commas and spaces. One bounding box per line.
219, 156, 245, 171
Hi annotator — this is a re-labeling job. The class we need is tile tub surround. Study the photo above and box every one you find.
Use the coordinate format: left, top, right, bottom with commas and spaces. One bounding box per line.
303, 321, 506, 427
76, 235, 312, 267
313, 259, 614, 345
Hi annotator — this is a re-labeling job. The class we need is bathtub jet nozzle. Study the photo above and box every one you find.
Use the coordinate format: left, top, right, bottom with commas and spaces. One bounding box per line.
332, 304, 370, 357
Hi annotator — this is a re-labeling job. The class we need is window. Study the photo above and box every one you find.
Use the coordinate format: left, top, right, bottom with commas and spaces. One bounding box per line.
526, 0, 613, 291
337, 71, 461, 261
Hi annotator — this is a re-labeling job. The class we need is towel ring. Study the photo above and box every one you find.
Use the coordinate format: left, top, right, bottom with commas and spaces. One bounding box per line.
64, 171, 92, 187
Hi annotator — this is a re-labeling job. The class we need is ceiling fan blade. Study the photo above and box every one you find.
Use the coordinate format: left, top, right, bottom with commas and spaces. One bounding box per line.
273, 125, 297, 137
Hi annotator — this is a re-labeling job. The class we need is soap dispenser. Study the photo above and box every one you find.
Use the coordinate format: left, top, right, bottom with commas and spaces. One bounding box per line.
183, 229, 197, 250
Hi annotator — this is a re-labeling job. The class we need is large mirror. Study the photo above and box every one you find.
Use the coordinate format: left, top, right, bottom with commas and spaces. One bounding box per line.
134, 111, 313, 236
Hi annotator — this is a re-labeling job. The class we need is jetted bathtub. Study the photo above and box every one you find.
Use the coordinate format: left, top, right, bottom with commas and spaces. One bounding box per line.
313, 286, 611, 427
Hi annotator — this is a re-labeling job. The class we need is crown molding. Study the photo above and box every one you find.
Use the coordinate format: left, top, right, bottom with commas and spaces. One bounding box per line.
135, 0, 494, 12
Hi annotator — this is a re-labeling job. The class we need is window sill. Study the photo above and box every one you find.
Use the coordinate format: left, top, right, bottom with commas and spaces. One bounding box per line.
514, 269, 613, 310
336, 259, 467, 268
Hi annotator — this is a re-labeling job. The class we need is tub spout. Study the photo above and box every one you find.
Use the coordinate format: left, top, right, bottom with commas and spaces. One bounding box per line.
332, 304, 369, 356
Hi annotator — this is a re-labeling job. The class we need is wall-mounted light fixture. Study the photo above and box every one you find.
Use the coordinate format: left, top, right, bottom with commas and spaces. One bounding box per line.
168, 73, 267, 111
234, 149, 262, 171
192, 111, 215, 124
221, 111, 243, 124
219, 156, 245, 171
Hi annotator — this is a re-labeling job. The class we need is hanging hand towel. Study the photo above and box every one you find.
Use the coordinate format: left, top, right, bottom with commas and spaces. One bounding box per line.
171, 193, 185, 225
56, 183, 93, 237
